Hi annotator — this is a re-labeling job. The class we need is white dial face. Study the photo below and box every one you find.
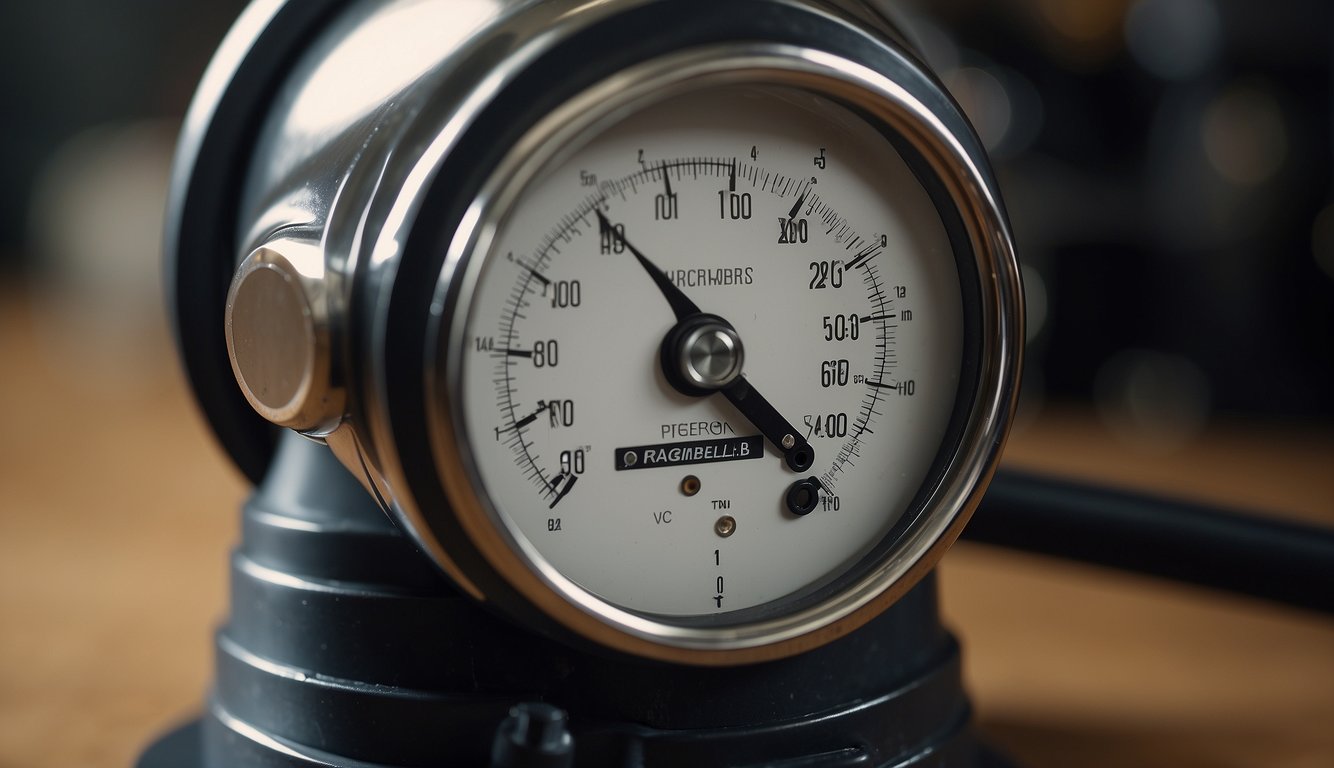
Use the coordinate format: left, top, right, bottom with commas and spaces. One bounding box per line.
459, 85, 964, 619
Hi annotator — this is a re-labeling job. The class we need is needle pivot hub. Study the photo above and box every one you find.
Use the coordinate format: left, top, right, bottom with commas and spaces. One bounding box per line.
662, 314, 744, 396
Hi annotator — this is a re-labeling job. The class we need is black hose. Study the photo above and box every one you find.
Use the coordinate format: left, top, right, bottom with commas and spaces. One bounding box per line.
963, 469, 1334, 614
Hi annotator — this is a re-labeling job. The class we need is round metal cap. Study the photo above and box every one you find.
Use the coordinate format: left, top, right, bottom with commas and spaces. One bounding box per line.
224, 239, 342, 432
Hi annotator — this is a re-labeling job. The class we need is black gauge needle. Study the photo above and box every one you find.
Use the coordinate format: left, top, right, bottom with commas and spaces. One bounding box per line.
595, 210, 815, 472
719, 376, 815, 472
596, 209, 700, 319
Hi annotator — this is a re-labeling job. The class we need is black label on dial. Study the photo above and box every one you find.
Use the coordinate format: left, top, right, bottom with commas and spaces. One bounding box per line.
615, 436, 764, 471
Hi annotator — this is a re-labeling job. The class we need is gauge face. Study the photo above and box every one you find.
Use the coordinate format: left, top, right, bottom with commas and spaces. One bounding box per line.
455, 84, 965, 622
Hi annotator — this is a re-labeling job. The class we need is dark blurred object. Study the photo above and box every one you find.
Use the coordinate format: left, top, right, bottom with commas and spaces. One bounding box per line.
0, 0, 246, 273
897, 0, 1334, 421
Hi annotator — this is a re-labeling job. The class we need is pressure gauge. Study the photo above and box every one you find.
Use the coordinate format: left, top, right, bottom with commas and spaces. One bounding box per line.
454, 80, 965, 621
181, 0, 1022, 666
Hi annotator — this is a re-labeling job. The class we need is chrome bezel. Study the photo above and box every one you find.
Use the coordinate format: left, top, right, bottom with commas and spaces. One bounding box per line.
416, 43, 1023, 665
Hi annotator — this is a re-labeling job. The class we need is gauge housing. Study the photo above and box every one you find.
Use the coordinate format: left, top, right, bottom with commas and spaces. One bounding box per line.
173, 0, 1022, 665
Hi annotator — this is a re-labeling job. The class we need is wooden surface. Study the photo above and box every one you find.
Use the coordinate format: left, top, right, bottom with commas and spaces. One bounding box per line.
1, 286, 1331, 767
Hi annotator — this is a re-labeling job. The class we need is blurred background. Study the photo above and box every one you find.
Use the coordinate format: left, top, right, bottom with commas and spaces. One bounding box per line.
0, 1, 1329, 766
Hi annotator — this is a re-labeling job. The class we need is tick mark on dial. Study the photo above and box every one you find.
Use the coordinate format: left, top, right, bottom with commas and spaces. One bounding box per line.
495, 401, 553, 440
786, 190, 807, 221
844, 245, 880, 270
524, 266, 551, 286
549, 474, 578, 509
